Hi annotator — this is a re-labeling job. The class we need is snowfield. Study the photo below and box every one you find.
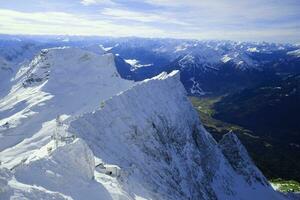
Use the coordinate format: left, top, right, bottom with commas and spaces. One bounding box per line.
0, 46, 287, 199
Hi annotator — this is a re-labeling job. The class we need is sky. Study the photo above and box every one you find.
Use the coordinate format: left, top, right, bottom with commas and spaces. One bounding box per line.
0, 0, 299, 43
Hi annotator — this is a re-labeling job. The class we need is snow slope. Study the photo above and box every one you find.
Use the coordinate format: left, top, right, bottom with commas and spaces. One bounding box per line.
1, 139, 112, 200
0, 47, 134, 166
0, 46, 286, 200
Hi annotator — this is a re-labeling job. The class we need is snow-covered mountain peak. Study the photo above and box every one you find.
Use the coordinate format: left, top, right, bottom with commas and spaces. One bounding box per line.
70, 70, 209, 199
82, 44, 107, 55
69, 71, 285, 200
145, 69, 180, 82
23, 47, 119, 87
177, 54, 220, 73
175, 49, 258, 74
18, 47, 132, 106
0, 46, 134, 156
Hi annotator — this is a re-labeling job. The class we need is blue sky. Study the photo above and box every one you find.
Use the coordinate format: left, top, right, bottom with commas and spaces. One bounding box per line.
0, 0, 299, 43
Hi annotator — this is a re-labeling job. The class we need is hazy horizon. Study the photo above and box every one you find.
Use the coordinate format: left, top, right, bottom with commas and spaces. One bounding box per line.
1, 33, 300, 45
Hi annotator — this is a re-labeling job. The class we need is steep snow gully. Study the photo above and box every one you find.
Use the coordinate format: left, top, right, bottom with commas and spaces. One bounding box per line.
0, 46, 287, 199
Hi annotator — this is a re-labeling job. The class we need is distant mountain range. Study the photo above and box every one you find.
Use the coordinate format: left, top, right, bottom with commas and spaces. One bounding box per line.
1, 35, 300, 97
104, 38, 300, 96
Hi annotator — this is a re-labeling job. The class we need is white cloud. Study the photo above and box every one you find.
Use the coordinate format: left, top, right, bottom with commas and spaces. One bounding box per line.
0, 9, 167, 37
145, 0, 300, 22
101, 8, 189, 25
80, 0, 116, 6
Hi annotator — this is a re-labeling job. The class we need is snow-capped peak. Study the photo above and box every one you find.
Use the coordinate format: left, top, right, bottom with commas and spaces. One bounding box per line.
68, 71, 284, 200
145, 70, 180, 81
247, 47, 260, 53
221, 54, 232, 63
0, 46, 134, 156
82, 44, 107, 55
287, 49, 300, 58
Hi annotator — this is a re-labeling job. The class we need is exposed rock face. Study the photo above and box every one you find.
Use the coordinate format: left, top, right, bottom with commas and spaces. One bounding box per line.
219, 132, 269, 186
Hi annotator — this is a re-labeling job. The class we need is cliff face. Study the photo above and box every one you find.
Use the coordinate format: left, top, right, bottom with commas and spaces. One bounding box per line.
219, 132, 270, 186
70, 71, 285, 200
